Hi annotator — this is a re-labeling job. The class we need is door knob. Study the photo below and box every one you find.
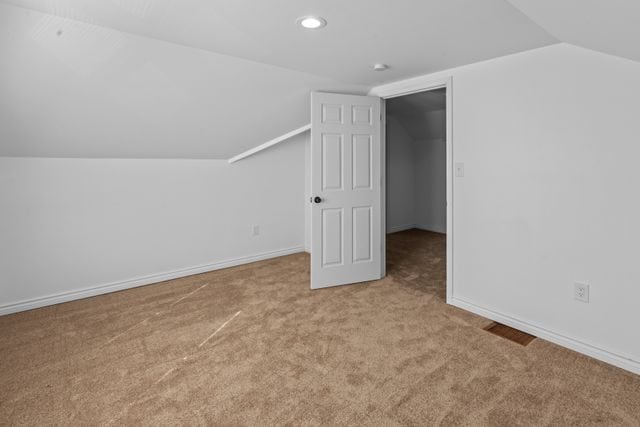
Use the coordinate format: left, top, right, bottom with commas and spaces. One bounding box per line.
313, 196, 322, 203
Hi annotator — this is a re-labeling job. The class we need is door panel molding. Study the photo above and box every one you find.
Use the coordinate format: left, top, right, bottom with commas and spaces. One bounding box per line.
311, 92, 382, 289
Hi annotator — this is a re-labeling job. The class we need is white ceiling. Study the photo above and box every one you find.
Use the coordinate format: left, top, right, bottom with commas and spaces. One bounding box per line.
4, 1, 638, 159
0, 3, 366, 159
507, 0, 640, 64
387, 89, 446, 141
0, 0, 558, 86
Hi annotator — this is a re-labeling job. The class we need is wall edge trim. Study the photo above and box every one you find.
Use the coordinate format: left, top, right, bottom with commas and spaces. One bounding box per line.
0, 246, 305, 316
386, 224, 417, 234
449, 297, 640, 376
415, 223, 446, 234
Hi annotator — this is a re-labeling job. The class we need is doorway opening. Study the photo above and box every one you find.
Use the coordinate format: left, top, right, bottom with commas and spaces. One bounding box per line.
384, 87, 448, 300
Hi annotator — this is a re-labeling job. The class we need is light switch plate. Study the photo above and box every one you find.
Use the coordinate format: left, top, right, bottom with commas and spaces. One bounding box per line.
455, 162, 465, 177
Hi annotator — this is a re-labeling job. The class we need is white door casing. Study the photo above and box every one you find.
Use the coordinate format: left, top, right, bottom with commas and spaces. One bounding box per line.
310, 92, 383, 289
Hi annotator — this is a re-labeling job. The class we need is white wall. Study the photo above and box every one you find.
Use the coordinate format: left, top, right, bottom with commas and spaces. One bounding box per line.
0, 2, 321, 315
413, 109, 447, 141
373, 43, 640, 373
0, 136, 306, 314
385, 116, 416, 232
386, 114, 446, 234
414, 137, 447, 233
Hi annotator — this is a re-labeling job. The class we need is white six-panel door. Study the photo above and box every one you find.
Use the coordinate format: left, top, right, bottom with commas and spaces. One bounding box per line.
310, 92, 382, 289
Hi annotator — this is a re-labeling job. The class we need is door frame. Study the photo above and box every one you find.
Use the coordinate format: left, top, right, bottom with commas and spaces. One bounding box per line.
373, 76, 453, 303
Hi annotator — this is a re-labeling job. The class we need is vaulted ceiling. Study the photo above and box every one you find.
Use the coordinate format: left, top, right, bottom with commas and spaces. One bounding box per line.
387, 89, 446, 141
1, 0, 557, 85
0, 1, 637, 159
507, 0, 640, 64
0, 3, 366, 159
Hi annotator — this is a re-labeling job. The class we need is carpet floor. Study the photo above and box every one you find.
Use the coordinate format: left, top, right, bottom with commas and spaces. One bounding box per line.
1, 229, 639, 425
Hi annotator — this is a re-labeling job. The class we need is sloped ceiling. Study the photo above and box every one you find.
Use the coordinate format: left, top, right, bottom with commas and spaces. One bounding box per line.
1, 0, 557, 85
0, 3, 366, 158
507, 0, 640, 64
387, 89, 446, 141
0, 1, 560, 158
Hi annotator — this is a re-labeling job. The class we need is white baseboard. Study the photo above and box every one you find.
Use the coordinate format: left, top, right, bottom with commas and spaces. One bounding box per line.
415, 223, 446, 234
449, 296, 640, 376
386, 223, 416, 234
387, 223, 447, 234
0, 246, 304, 316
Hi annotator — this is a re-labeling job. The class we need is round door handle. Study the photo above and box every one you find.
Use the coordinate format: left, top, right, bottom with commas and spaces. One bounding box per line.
313, 196, 322, 203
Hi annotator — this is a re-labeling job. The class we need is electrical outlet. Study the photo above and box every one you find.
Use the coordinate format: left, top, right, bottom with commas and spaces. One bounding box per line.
574, 282, 589, 303
252, 225, 260, 236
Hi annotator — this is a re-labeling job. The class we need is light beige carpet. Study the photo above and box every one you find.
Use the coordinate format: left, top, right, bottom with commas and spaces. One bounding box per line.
1, 230, 638, 425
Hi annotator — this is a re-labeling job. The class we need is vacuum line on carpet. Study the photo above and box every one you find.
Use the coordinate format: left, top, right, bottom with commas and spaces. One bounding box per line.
103, 283, 209, 346
199, 311, 242, 347
171, 283, 209, 307
155, 368, 175, 384
104, 317, 151, 345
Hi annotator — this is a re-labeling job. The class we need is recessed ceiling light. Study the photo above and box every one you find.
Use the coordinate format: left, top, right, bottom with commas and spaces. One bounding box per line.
373, 63, 389, 71
297, 16, 327, 30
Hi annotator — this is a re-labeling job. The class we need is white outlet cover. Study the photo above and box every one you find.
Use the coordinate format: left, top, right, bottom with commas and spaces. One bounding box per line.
574, 282, 589, 303
455, 162, 465, 177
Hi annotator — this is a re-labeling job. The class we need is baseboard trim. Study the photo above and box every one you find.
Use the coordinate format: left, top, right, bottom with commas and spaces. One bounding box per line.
415, 223, 446, 234
0, 246, 305, 316
387, 223, 447, 234
386, 224, 416, 234
449, 296, 640, 376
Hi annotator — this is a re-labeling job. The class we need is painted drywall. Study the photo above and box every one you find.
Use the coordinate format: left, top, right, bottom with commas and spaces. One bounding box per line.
386, 111, 446, 234
414, 138, 447, 233
0, 136, 306, 314
0, 0, 557, 86
372, 43, 640, 372
417, 110, 447, 141
385, 116, 415, 232
0, 3, 366, 159
508, 0, 640, 64
389, 109, 446, 141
